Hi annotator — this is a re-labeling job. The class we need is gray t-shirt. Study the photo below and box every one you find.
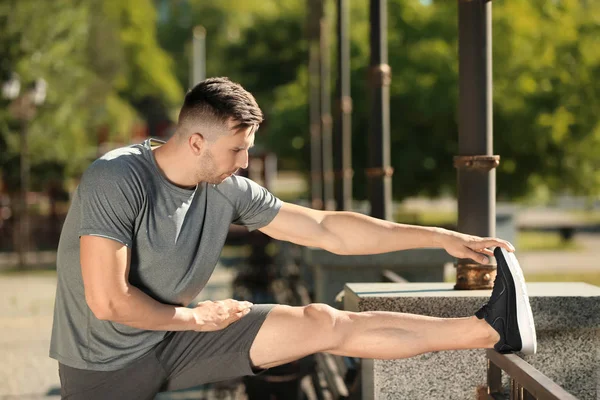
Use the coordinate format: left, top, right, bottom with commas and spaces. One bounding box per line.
49, 138, 282, 371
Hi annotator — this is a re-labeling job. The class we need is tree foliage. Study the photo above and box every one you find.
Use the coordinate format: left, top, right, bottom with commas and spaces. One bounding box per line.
204, 0, 600, 202
0, 0, 182, 193
3, 0, 599, 204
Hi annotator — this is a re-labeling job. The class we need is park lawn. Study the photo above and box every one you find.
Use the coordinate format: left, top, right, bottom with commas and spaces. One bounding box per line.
524, 272, 600, 287
517, 231, 583, 252
396, 210, 584, 252
0, 268, 57, 276
570, 210, 600, 224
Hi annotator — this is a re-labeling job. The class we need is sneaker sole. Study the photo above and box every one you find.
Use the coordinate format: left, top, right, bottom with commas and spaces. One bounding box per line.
499, 247, 537, 355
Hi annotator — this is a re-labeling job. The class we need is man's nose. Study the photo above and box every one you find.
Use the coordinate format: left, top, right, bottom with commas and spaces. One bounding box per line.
238, 150, 249, 169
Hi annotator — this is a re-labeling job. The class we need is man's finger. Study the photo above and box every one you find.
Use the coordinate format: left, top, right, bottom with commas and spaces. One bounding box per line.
479, 239, 514, 252
465, 249, 489, 264
232, 302, 253, 312
224, 299, 253, 309
480, 248, 494, 257
235, 308, 251, 318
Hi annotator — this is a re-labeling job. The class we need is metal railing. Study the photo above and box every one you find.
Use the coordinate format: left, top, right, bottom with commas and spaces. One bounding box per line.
483, 349, 578, 400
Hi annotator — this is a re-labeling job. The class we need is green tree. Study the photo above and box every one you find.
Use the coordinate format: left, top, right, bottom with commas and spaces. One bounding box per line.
493, 0, 600, 202
0, 0, 183, 191
260, 0, 600, 202
156, 0, 600, 202
156, 0, 308, 161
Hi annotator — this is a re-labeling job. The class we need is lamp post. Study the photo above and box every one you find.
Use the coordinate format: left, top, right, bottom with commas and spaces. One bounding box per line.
2, 73, 47, 268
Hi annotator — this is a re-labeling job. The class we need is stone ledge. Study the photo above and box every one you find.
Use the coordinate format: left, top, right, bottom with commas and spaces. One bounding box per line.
345, 282, 600, 330
344, 282, 600, 400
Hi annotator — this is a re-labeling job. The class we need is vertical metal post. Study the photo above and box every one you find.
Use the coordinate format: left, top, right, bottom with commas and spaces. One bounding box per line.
522, 388, 535, 400
334, 0, 353, 211
320, 15, 334, 210
308, 0, 323, 209
190, 26, 206, 87
367, 0, 393, 221
454, 0, 498, 290
487, 359, 503, 396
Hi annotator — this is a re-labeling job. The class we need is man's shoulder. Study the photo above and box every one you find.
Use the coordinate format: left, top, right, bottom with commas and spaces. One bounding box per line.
78, 144, 152, 203
84, 144, 148, 181
213, 175, 262, 195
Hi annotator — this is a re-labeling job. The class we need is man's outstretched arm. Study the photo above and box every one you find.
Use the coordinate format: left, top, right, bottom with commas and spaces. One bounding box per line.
259, 202, 514, 264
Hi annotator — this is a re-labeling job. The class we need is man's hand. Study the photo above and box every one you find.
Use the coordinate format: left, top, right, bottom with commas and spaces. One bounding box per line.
435, 229, 515, 264
191, 299, 253, 332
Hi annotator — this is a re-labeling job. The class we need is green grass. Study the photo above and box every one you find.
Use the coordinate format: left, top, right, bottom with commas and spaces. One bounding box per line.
524, 272, 600, 287
517, 231, 583, 252
569, 210, 600, 224
395, 210, 456, 226
0, 267, 57, 276
397, 208, 600, 227
395, 210, 585, 252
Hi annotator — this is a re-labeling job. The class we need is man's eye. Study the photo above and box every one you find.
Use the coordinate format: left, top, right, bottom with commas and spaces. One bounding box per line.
232, 149, 241, 153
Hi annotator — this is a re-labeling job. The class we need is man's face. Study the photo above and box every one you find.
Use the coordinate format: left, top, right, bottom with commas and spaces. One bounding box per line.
195, 123, 255, 185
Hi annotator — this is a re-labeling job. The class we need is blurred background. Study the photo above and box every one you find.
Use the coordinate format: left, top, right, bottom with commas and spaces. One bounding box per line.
0, 0, 599, 399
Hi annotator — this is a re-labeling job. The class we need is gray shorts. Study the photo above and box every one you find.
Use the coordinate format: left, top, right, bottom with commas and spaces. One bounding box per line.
58, 304, 276, 400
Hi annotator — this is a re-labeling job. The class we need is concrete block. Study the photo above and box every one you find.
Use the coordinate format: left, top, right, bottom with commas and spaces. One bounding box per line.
344, 282, 600, 400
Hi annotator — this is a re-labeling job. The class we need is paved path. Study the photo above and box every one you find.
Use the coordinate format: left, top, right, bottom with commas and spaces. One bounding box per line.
0, 273, 59, 400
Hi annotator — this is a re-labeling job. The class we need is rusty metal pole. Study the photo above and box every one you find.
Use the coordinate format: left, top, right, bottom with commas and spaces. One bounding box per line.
308, 0, 323, 209
333, 0, 353, 211
320, 14, 335, 210
454, 0, 498, 290
367, 0, 393, 221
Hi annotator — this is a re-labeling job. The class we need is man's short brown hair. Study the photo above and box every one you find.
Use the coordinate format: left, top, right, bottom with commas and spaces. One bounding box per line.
178, 77, 263, 133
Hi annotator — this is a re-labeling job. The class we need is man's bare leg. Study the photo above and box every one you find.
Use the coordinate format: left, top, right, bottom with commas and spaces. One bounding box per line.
251, 248, 538, 369
249, 304, 499, 369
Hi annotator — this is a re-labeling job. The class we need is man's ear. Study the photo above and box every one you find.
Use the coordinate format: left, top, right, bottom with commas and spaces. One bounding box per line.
188, 132, 205, 155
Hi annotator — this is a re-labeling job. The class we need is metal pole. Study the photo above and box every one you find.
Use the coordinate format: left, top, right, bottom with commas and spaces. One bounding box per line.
367, 0, 393, 221
191, 26, 206, 87
334, 0, 353, 211
308, 0, 323, 209
320, 16, 334, 210
454, 0, 498, 290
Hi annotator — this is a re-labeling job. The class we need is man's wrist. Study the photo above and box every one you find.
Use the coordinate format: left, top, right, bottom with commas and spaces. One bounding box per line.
430, 227, 448, 247
176, 306, 199, 330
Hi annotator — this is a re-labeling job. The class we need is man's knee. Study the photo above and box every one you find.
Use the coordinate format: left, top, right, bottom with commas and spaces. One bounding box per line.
303, 303, 342, 347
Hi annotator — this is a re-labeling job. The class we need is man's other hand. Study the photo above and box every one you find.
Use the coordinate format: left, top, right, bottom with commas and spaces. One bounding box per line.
191, 299, 253, 332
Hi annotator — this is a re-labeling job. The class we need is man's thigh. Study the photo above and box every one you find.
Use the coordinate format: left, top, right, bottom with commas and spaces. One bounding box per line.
155, 303, 277, 391
58, 350, 166, 400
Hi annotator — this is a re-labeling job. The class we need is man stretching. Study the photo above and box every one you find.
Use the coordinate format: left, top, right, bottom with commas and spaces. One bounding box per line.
50, 77, 536, 399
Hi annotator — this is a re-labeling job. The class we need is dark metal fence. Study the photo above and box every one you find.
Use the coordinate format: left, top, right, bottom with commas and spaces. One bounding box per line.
483, 349, 578, 400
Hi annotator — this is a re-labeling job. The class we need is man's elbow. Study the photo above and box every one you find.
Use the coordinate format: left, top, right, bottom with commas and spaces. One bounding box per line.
85, 293, 127, 321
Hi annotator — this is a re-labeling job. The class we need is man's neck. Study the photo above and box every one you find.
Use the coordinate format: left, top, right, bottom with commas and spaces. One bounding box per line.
153, 140, 197, 189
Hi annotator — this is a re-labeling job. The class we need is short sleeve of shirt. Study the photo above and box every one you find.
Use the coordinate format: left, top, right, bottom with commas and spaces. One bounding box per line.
229, 176, 282, 231
77, 159, 142, 247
